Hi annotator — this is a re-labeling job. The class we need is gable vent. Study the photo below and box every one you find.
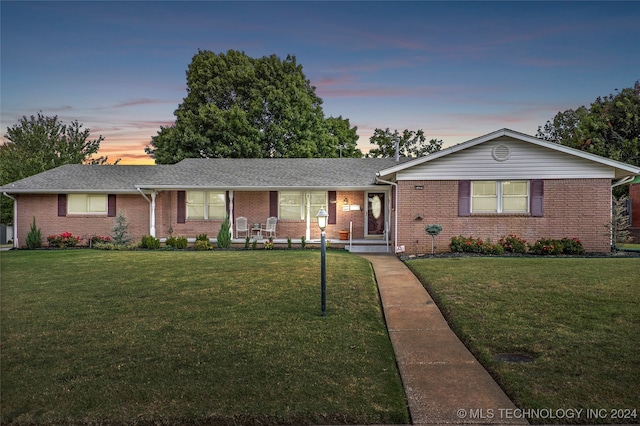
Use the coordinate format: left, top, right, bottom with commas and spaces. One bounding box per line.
492, 144, 511, 161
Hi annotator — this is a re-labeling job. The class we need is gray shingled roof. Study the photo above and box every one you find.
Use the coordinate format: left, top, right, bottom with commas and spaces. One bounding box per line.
0, 158, 410, 193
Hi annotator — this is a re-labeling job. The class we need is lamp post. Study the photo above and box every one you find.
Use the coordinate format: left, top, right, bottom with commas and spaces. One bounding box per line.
317, 207, 329, 316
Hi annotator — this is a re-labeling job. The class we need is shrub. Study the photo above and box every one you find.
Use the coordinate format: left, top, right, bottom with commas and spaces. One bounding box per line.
91, 235, 112, 246
244, 236, 251, 249
194, 240, 212, 251
264, 237, 274, 250
530, 238, 564, 255
175, 236, 188, 249
217, 216, 231, 249
251, 238, 257, 250
140, 235, 161, 249
559, 237, 585, 255
450, 235, 503, 255
499, 234, 527, 254
111, 212, 132, 245
300, 236, 306, 249
165, 236, 177, 248
47, 232, 80, 249
26, 217, 42, 249
196, 233, 208, 242
287, 237, 292, 249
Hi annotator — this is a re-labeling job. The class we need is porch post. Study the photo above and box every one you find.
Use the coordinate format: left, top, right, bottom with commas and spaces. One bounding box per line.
150, 191, 157, 237
229, 190, 234, 238
305, 192, 311, 241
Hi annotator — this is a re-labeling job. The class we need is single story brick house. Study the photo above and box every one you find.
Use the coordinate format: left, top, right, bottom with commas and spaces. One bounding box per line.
2, 129, 639, 252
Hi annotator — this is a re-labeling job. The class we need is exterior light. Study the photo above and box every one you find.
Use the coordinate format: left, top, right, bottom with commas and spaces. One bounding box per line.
316, 207, 329, 231
316, 207, 329, 316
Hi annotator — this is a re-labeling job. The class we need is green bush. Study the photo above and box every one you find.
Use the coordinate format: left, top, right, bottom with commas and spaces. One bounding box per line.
166, 236, 188, 249
111, 212, 132, 245
287, 237, 292, 249
450, 235, 503, 255
194, 240, 212, 251
196, 233, 208, 242
499, 234, 527, 254
530, 237, 585, 255
47, 232, 80, 249
244, 236, 251, 249
251, 239, 257, 250
217, 217, 231, 249
175, 236, 188, 249
141, 235, 161, 249
26, 217, 42, 249
300, 236, 306, 249
560, 237, 585, 255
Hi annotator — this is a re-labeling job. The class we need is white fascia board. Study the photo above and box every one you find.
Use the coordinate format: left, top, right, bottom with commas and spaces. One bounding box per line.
135, 185, 389, 191
0, 189, 143, 194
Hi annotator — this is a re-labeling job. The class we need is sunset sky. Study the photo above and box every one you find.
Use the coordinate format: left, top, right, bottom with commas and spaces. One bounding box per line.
2, 1, 639, 164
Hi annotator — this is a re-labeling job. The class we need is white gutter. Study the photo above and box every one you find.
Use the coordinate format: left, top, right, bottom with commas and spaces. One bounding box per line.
612, 175, 635, 188
374, 177, 398, 253
137, 188, 156, 237
3, 192, 17, 248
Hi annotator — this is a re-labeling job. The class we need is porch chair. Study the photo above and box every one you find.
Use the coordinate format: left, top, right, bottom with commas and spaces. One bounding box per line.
236, 216, 249, 238
262, 216, 277, 238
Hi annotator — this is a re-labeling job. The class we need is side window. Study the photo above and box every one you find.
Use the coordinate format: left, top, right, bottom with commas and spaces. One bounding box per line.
67, 194, 107, 214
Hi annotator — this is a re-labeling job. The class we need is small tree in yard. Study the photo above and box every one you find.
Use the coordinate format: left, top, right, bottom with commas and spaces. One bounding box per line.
607, 195, 633, 249
425, 224, 443, 254
111, 212, 132, 245
26, 217, 42, 249
217, 216, 231, 249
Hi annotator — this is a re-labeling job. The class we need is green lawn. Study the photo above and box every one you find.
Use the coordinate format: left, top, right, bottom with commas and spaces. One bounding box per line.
406, 257, 640, 424
1, 250, 409, 425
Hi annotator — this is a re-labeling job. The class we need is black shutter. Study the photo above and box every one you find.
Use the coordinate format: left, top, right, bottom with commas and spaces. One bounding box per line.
328, 191, 337, 225
58, 194, 67, 217
107, 194, 117, 217
530, 180, 544, 217
177, 191, 186, 223
458, 181, 471, 217
269, 191, 278, 217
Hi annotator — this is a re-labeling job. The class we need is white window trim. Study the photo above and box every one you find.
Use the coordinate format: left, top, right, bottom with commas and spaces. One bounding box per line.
67, 194, 107, 215
186, 191, 226, 220
471, 181, 529, 213
278, 191, 327, 220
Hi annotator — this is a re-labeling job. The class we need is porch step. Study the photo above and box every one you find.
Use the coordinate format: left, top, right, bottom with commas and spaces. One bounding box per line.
346, 245, 390, 253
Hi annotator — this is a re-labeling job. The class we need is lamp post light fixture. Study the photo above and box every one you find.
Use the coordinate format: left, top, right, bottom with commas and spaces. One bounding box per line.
317, 207, 329, 316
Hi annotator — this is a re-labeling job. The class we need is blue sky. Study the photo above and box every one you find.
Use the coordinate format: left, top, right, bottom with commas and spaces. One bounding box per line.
2, 1, 639, 164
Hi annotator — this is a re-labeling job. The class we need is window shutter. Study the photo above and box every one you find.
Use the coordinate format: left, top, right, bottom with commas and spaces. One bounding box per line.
328, 191, 337, 225
530, 180, 544, 217
177, 191, 186, 223
58, 194, 67, 217
107, 194, 117, 217
458, 181, 471, 217
269, 191, 278, 217
226, 191, 230, 217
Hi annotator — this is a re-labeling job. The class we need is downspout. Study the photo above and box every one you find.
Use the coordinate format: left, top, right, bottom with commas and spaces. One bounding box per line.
229, 190, 234, 239
3, 192, 17, 248
375, 177, 398, 253
137, 188, 156, 237
611, 175, 634, 188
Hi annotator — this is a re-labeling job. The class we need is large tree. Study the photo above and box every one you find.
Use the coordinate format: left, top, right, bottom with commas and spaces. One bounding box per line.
537, 81, 640, 168
366, 128, 442, 158
1, 113, 113, 224
325, 115, 362, 158
146, 50, 352, 163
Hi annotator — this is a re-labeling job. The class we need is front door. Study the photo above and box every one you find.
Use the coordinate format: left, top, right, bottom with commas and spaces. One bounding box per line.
366, 192, 385, 238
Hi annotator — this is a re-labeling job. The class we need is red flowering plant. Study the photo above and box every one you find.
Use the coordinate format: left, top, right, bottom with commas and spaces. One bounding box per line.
91, 235, 112, 245
47, 232, 80, 248
498, 234, 527, 254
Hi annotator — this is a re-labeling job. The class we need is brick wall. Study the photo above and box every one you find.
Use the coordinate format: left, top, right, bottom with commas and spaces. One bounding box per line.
396, 179, 612, 253
15, 194, 149, 248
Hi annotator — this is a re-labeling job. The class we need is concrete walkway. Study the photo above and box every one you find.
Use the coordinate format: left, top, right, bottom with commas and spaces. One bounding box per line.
358, 254, 528, 425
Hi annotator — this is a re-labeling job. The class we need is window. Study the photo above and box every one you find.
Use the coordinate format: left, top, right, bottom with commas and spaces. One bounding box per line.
471, 181, 529, 213
67, 194, 107, 214
278, 191, 327, 220
186, 191, 226, 219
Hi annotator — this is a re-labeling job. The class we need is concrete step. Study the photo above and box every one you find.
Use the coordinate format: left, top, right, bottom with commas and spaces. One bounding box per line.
346, 245, 390, 253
